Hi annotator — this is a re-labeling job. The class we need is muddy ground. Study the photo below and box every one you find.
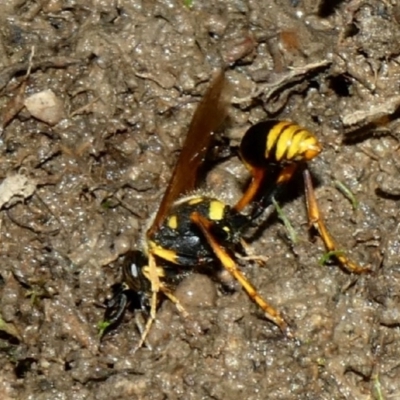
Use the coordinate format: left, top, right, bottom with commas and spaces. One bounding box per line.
0, 0, 400, 399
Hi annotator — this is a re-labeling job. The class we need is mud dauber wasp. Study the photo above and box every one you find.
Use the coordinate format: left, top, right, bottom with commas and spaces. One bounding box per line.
103, 70, 369, 350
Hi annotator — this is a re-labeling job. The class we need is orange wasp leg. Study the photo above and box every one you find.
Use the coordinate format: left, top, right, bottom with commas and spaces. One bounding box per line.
303, 169, 370, 274
234, 168, 265, 212
190, 211, 293, 338
234, 163, 297, 214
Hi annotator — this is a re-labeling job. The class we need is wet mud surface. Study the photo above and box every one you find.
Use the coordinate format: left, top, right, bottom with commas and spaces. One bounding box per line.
1, 1, 400, 399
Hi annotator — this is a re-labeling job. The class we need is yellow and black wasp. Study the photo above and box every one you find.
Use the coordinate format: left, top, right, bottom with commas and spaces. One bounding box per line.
104, 70, 369, 349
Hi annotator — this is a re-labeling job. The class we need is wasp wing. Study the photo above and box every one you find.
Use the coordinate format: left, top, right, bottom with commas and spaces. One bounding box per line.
147, 70, 229, 237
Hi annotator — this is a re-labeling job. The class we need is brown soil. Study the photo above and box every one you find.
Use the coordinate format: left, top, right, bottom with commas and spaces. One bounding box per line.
0, 1, 400, 399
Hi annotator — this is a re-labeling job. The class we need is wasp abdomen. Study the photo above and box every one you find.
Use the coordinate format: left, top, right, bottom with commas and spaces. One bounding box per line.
239, 120, 322, 169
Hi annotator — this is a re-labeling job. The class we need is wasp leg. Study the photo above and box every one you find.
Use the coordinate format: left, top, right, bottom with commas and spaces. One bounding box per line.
132, 252, 160, 352
234, 168, 265, 212
133, 283, 190, 351
303, 169, 370, 274
236, 238, 269, 266
191, 211, 293, 338
158, 283, 190, 318
134, 256, 190, 351
243, 164, 298, 221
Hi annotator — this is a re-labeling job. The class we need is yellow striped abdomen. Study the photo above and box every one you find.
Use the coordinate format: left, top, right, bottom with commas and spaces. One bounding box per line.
239, 120, 322, 170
